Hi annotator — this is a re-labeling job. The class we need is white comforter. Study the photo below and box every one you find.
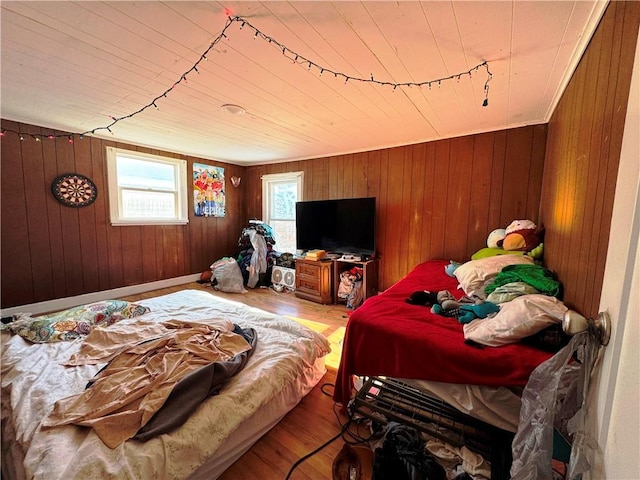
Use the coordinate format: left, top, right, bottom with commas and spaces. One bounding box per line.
1, 289, 330, 480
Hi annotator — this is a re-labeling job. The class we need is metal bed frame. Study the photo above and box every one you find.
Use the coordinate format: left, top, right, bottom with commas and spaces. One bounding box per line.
351, 376, 514, 479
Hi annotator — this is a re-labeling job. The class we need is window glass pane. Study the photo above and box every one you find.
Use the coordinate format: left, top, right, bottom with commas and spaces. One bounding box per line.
122, 190, 176, 218
270, 182, 297, 220
270, 219, 296, 253
117, 157, 175, 191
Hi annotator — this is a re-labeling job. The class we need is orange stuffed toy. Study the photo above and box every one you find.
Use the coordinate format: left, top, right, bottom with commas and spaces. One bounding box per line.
502, 220, 543, 252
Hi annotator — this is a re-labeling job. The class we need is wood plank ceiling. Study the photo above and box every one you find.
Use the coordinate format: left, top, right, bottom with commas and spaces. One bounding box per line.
1, 1, 607, 164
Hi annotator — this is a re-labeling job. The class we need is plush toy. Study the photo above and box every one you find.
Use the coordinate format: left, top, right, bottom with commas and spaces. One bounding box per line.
457, 301, 500, 324
430, 291, 478, 317
405, 290, 439, 306
502, 220, 543, 252
444, 261, 462, 277
487, 228, 506, 248
527, 242, 544, 260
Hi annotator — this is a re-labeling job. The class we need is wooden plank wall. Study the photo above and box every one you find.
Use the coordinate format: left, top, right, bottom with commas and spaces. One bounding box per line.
0, 120, 246, 308
245, 125, 548, 291
539, 1, 640, 317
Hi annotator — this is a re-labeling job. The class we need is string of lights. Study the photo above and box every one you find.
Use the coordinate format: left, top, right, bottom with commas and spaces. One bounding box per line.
1, 14, 493, 143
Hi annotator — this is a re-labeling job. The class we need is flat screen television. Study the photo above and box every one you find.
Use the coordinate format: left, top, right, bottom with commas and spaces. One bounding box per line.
295, 197, 376, 255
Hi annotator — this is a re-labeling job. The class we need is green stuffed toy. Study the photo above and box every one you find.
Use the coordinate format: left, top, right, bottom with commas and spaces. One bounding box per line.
457, 301, 500, 324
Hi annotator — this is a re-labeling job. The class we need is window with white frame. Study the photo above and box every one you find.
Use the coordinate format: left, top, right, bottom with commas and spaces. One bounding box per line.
106, 147, 188, 226
262, 172, 303, 254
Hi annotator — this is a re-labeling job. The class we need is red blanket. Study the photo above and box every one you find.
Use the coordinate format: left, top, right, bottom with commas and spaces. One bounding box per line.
333, 260, 555, 407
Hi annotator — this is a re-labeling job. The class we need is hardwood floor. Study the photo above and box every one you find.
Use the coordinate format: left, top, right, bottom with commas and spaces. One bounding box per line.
120, 283, 374, 479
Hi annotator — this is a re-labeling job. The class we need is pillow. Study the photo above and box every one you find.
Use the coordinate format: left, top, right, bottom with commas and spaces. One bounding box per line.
453, 255, 533, 298
471, 247, 526, 260
1, 300, 149, 343
462, 294, 568, 347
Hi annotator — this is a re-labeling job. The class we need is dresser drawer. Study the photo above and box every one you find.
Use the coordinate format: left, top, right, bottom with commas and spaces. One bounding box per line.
297, 262, 320, 279
295, 259, 334, 304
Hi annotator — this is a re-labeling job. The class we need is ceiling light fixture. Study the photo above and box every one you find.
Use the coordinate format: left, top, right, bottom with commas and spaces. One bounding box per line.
221, 104, 246, 115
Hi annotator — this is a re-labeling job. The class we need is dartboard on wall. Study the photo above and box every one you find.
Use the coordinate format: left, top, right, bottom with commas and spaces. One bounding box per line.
51, 173, 98, 208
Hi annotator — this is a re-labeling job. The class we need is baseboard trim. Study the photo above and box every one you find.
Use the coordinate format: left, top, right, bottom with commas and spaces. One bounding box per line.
1, 274, 202, 317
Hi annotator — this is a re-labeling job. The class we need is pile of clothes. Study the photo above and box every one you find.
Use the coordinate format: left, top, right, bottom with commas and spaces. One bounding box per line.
337, 267, 364, 309
236, 220, 278, 288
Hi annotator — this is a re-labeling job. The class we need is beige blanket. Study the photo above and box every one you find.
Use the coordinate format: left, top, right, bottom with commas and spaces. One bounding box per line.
43, 318, 251, 448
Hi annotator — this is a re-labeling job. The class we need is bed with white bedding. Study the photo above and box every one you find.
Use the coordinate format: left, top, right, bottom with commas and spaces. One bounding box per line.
1, 289, 330, 480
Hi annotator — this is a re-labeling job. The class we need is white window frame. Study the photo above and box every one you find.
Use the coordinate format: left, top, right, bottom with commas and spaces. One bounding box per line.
106, 146, 189, 226
262, 171, 304, 251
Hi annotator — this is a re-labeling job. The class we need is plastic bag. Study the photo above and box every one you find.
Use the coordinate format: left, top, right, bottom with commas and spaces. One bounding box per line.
510, 331, 602, 479
246, 229, 267, 289
210, 257, 246, 293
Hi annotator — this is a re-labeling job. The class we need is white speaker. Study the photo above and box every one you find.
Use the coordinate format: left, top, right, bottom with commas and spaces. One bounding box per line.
272, 266, 296, 290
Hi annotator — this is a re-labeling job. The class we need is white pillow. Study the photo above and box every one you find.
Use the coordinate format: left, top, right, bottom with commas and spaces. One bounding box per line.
453, 254, 533, 298
463, 294, 567, 347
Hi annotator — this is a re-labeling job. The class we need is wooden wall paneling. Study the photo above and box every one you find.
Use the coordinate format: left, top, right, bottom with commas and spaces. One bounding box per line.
562, 60, 588, 303
526, 125, 547, 223
327, 156, 340, 200
500, 127, 534, 226
364, 149, 382, 288
181, 221, 190, 276
571, 32, 602, 308
120, 226, 144, 286
466, 132, 495, 257
177, 224, 187, 276
248, 164, 264, 219
55, 135, 84, 297
188, 174, 204, 274
383, 146, 407, 285
201, 217, 215, 268
227, 215, 238, 261
313, 157, 329, 200
184, 159, 198, 272
591, 1, 639, 314
579, 9, 614, 313
444, 136, 474, 261
21, 124, 55, 302
430, 139, 451, 260
376, 149, 390, 288
141, 226, 160, 283
1, 120, 248, 307
0, 121, 34, 305
105, 143, 126, 289
2, 119, 551, 307
341, 153, 354, 198
540, 1, 639, 316
487, 131, 506, 232
352, 152, 368, 199
406, 143, 427, 270
365, 149, 382, 199
90, 137, 112, 291
41, 128, 68, 300
541, 91, 570, 278
153, 224, 166, 280
161, 226, 180, 279
419, 142, 437, 263
564, 0, 616, 308
397, 146, 415, 277
73, 136, 101, 294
